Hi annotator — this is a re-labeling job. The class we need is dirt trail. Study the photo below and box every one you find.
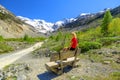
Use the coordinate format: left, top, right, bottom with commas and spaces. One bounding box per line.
0, 42, 43, 69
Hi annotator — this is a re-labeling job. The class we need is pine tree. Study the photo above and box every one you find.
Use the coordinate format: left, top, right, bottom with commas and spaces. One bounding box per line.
101, 10, 112, 36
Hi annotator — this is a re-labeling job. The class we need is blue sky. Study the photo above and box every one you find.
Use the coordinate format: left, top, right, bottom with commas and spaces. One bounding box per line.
0, 0, 120, 22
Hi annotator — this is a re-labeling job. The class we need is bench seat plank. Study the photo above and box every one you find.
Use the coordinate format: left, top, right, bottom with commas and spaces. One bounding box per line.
45, 57, 80, 68
63, 57, 80, 63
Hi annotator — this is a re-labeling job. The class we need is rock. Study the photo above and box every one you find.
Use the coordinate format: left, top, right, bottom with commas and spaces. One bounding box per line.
1, 63, 31, 80
116, 41, 120, 44
80, 78, 84, 80
0, 70, 3, 80
71, 75, 75, 79
105, 53, 113, 57
17, 74, 27, 80
112, 51, 118, 54
116, 58, 120, 64
90, 59, 95, 63
97, 51, 103, 54
16, 46, 19, 49
103, 60, 111, 64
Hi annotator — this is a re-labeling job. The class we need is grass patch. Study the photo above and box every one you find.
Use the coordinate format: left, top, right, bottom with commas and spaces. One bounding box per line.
89, 54, 104, 62
79, 72, 120, 80
0, 36, 46, 54
0, 42, 14, 53
79, 54, 89, 59
79, 41, 102, 53
5, 36, 46, 43
67, 75, 80, 80
97, 37, 120, 46
0, 35, 4, 41
6, 76, 17, 80
110, 62, 120, 70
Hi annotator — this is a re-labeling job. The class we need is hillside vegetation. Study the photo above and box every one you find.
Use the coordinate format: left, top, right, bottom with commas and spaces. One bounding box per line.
38, 10, 120, 80
0, 35, 45, 54
42, 10, 120, 53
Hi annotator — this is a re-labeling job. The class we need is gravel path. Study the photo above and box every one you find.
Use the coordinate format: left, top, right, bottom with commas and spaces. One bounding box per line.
0, 42, 43, 69
0, 44, 119, 80
14, 54, 116, 80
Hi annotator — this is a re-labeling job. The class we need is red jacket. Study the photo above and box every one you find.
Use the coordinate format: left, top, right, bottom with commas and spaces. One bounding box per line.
71, 37, 78, 48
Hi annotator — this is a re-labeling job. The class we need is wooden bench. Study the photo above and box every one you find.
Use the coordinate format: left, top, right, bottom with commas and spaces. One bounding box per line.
45, 48, 81, 75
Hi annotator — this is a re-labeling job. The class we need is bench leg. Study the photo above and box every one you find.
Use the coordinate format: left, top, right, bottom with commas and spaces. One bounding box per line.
45, 64, 63, 75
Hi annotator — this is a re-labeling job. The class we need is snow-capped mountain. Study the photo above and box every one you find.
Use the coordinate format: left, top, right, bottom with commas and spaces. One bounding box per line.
17, 8, 112, 34
76, 8, 111, 19
17, 16, 54, 33
53, 18, 77, 30
17, 16, 77, 33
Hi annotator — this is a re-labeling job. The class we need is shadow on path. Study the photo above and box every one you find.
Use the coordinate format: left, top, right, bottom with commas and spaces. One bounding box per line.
37, 66, 72, 80
37, 71, 57, 80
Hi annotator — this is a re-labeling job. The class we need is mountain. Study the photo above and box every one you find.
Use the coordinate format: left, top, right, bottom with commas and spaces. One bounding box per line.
1, 4, 120, 37
18, 6, 120, 33
64, 6, 120, 30
0, 5, 41, 38
17, 16, 76, 33
17, 16, 54, 34
53, 18, 77, 30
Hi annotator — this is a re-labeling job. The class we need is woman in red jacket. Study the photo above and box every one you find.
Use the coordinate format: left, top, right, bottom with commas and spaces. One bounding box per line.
70, 32, 78, 50
63, 32, 78, 51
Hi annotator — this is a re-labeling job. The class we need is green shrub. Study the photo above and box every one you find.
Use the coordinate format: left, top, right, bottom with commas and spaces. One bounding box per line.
22, 34, 35, 43
0, 35, 4, 41
23, 34, 29, 41
49, 35, 55, 40
34, 37, 46, 42
51, 45, 63, 52
98, 37, 120, 46
0, 42, 13, 53
108, 18, 120, 36
79, 41, 102, 52
105, 72, 120, 80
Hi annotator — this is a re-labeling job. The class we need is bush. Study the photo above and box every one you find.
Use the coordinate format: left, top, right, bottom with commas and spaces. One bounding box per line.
79, 41, 102, 52
98, 37, 120, 46
0, 42, 13, 53
23, 34, 29, 41
0, 35, 4, 41
51, 45, 63, 52
22, 34, 35, 43
108, 18, 120, 36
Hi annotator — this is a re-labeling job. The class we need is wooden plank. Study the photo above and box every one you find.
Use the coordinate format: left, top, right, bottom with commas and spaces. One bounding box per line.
50, 53, 59, 61
45, 62, 58, 67
63, 57, 80, 64
45, 57, 80, 68
50, 50, 75, 61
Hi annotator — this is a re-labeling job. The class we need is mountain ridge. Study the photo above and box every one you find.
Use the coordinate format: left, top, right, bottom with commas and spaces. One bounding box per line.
0, 4, 120, 38
64, 6, 120, 31
17, 16, 77, 33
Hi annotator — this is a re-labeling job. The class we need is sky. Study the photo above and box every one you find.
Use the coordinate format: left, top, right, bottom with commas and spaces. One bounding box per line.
0, 0, 120, 22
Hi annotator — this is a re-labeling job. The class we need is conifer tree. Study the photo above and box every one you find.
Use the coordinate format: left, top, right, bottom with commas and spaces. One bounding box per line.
101, 10, 112, 36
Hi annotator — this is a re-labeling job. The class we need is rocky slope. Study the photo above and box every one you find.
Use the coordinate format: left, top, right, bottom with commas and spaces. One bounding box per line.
0, 5, 41, 38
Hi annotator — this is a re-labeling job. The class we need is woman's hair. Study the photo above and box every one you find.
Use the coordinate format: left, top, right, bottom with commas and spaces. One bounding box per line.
71, 32, 77, 38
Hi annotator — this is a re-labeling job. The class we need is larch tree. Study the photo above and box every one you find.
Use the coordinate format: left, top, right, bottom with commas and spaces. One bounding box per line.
101, 10, 112, 36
